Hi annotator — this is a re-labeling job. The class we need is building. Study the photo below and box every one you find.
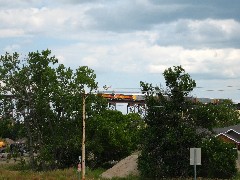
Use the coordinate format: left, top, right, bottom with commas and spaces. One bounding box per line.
214, 124, 240, 150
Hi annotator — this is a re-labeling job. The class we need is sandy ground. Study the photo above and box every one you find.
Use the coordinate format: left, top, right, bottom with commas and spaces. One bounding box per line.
101, 152, 139, 179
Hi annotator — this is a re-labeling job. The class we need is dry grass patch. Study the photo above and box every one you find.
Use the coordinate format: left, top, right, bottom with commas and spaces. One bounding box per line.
0, 164, 79, 180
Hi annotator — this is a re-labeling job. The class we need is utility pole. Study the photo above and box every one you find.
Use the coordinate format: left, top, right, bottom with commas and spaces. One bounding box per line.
82, 91, 86, 180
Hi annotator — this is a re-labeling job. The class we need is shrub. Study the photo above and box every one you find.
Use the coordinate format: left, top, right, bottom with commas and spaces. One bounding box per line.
199, 137, 237, 179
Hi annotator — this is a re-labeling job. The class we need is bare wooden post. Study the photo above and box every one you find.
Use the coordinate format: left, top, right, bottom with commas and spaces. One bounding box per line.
82, 91, 86, 180
194, 148, 196, 180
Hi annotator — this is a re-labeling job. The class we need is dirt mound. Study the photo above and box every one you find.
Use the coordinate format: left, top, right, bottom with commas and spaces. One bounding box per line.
101, 152, 140, 179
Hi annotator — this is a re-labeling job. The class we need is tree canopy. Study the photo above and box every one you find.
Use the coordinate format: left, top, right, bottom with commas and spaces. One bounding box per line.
138, 65, 238, 179
0, 50, 100, 169
0, 50, 143, 170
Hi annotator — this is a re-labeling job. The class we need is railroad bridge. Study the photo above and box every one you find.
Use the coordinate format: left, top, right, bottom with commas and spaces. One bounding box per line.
98, 93, 147, 115
99, 93, 240, 115
107, 99, 146, 114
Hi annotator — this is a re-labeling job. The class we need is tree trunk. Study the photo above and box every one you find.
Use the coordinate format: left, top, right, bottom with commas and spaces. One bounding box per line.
24, 113, 35, 169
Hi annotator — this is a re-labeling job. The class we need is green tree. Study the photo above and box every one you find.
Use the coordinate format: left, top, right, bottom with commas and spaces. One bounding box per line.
0, 49, 143, 171
138, 66, 198, 178
199, 137, 237, 179
87, 110, 144, 168
191, 100, 240, 129
0, 118, 24, 140
138, 65, 238, 179
0, 50, 99, 170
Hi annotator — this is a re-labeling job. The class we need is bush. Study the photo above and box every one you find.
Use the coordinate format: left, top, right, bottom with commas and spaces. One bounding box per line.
138, 125, 199, 179
87, 110, 144, 168
199, 137, 237, 179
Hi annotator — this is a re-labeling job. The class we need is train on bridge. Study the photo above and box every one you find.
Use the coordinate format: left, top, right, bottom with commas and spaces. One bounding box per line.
100, 93, 145, 102
98, 93, 230, 105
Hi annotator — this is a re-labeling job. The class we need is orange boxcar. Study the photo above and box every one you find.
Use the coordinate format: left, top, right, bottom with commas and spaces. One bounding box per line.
101, 93, 114, 99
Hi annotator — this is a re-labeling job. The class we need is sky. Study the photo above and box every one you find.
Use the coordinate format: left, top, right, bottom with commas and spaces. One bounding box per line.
1, 0, 240, 103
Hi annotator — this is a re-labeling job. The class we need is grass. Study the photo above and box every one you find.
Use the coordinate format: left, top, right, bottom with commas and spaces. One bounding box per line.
0, 164, 78, 180
0, 163, 140, 180
0, 163, 240, 180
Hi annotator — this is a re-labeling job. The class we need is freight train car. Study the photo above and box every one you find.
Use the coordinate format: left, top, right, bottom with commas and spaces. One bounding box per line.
114, 94, 133, 100
101, 93, 114, 99
132, 94, 145, 101
99, 93, 146, 101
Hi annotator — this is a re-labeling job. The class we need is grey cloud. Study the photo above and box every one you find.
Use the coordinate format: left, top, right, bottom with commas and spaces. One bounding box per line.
192, 72, 239, 81
59, 0, 89, 3
86, 1, 186, 31
0, 0, 44, 9
85, 0, 240, 32
150, 0, 240, 20
153, 19, 240, 49
53, 0, 105, 5
2, 0, 239, 34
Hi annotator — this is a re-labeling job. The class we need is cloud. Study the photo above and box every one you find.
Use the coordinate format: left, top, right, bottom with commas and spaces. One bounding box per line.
55, 0, 103, 4
0, 6, 93, 38
1, 1, 239, 51
85, 0, 240, 32
86, 1, 186, 31
0, 29, 25, 38
0, 0, 42, 9
153, 19, 240, 48
3, 44, 21, 53
146, 46, 240, 79
52, 33, 240, 82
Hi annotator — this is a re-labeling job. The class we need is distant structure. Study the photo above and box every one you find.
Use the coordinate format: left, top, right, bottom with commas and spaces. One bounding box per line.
98, 93, 240, 114
1, 93, 239, 116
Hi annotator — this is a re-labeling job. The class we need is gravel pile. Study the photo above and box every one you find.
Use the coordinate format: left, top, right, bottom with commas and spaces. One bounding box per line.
101, 152, 140, 179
